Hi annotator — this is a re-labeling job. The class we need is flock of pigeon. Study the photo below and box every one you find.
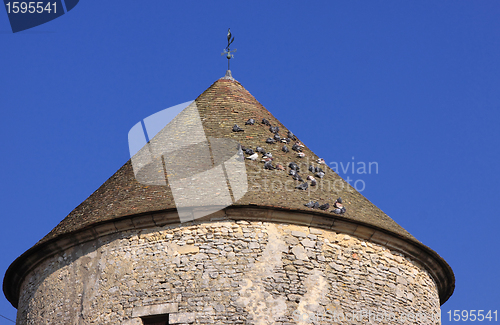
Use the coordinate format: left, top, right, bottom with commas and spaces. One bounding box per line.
232, 118, 346, 215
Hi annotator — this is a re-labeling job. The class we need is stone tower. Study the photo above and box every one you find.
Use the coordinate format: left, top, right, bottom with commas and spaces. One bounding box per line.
4, 74, 454, 324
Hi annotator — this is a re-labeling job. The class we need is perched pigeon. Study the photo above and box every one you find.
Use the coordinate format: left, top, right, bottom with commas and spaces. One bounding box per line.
246, 153, 258, 160
256, 146, 265, 154
269, 126, 280, 134
315, 167, 324, 173
262, 118, 271, 126
264, 161, 275, 170
297, 152, 305, 158
292, 143, 302, 152
306, 175, 315, 180
287, 130, 295, 140
319, 203, 330, 211
310, 179, 317, 186
285, 138, 291, 143
288, 162, 299, 170
316, 171, 325, 179
266, 138, 276, 144
282, 145, 289, 153
304, 201, 315, 208
312, 202, 320, 209
293, 174, 303, 182
245, 148, 255, 155
281, 138, 288, 143
232, 124, 244, 132
289, 169, 297, 176
276, 164, 285, 170
296, 182, 308, 190
332, 207, 346, 215
308, 165, 315, 172
334, 197, 343, 208
245, 118, 255, 125
274, 134, 281, 141
317, 158, 325, 164
263, 152, 272, 159
296, 141, 305, 148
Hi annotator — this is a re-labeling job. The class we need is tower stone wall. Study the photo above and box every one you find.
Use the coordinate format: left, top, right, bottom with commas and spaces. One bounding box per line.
17, 218, 441, 325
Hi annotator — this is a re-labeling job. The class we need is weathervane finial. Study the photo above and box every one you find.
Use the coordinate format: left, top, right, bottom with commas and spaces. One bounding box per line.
222, 28, 236, 71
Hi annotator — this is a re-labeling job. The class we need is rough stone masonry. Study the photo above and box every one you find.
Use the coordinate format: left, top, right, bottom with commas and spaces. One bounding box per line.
17, 220, 440, 324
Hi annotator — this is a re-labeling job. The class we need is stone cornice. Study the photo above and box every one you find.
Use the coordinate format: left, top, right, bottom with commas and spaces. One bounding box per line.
3, 206, 454, 308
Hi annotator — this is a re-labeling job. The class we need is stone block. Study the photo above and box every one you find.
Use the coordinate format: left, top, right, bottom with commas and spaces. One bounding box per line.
291, 231, 307, 238
177, 245, 199, 255
131, 302, 178, 318
169, 312, 196, 324
121, 318, 142, 325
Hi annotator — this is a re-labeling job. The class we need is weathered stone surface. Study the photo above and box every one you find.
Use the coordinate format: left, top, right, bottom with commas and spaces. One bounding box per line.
16, 222, 441, 325
132, 303, 178, 317
291, 230, 307, 238
169, 312, 195, 324
177, 244, 199, 255
292, 245, 309, 261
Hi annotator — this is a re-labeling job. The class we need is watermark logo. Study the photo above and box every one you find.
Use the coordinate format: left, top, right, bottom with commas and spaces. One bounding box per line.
330, 157, 379, 192
3, 0, 79, 33
128, 101, 248, 223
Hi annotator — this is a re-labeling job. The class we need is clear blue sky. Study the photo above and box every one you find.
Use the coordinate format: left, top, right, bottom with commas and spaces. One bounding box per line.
1, 1, 499, 323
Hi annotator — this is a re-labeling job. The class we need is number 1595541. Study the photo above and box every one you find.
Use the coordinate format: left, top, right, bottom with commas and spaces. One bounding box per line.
5, 2, 57, 14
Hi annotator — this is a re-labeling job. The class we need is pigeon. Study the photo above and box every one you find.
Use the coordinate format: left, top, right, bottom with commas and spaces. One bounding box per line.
245, 148, 255, 155
292, 143, 302, 152
304, 201, 315, 208
288, 162, 299, 170
316, 171, 325, 179
293, 174, 303, 182
256, 146, 265, 154
296, 141, 305, 148
334, 197, 343, 209
266, 138, 275, 144
289, 169, 297, 176
332, 207, 346, 215
317, 158, 326, 164
287, 130, 295, 140
246, 153, 258, 160
282, 145, 289, 153
274, 134, 281, 141
264, 161, 275, 170
315, 167, 324, 173
312, 202, 320, 209
263, 152, 272, 159
297, 152, 305, 158
269, 126, 280, 134
295, 182, 308, 190
276, 164, 285, 170
285, 138, 291, 143
245, 118, 255, 125
309, 165, 315, 172
232, 124, 244, 132
319, 203, 330, 211
310, 179, 317, 186
307, 175, 315, 180
281, 138, 288, 143
262, 118, 271, 126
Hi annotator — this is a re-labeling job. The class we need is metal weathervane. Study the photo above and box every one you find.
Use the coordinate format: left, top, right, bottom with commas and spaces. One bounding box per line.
222, 28, 236, 70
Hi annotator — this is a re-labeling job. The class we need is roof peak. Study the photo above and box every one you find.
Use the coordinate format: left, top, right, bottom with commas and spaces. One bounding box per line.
220, 69, 235, 81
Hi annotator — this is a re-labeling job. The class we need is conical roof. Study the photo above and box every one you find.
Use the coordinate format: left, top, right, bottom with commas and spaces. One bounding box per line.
36, 76, 416, 245
4, 74, 455, 308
